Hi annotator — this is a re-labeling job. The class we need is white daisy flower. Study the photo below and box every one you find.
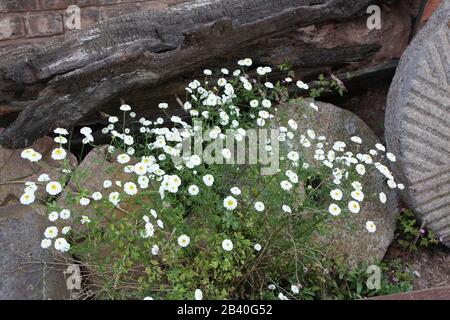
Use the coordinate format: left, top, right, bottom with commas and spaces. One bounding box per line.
54, 238, 70, 252
222, 239, 234, 251
142, 222, 154, 238
44, 226, 58, 239
54, 128, 69, 135
124, 182, 138, 196
188, 185, 199, 196
330, 189, 343, 201
178, 234, 190, 248
41, 239, 52, 249
351, 181, 362, 191
286, 170, 299, 184
79, 197, 90, 206
355, 164, 366, 176
278, 292, 289, 300
224, 196, 238, 211
241, 58, 252, 66
287, 151, 300, 162
120, 104, 131, 111
195, 289, 203, 300
48, 211, 59, 222
250, 100, 259, 108
307, 129, 316, 140
282, 205, 292, 213
37, 173, 50, 182
79, 127, 92, 137
256, 66, 266, 75
29, 151, 42, 162
133, 162, 148, 176
20, 192, 35, 205
291, 284, 300, 294
386, 152, 396, 162
366, 221, 376, 233
375, 143, 386, 152
158, 102, 169, 109
351, 136, 362, 144
46, 181, 62, 196
24, 182, 37, 193
262, 99, 271, 108
230, 187, 241, 196
202, 174, 214, 186
81, 215, 91, 224
217, 78, 227, 86
265, 82, 274, 89
108, 192, 120, 206
92, 192, 102, 200
151, 245, 159, 255
60, 209, 71, 220
117, 154, 130, 164
387, 180, 397, 189
54, 136, 67, 144
103, 180, 112, 188
348, 201, 361, 213
350, 190, 364, 202
280, 180, 293, 191
20, 148, 33, 160
254, 201, 265, 212
82, 134, 94, 145
288, 119, 298, 130
328, 203, 341, 216
62, 226, 71, 235
254, 243, 262, 251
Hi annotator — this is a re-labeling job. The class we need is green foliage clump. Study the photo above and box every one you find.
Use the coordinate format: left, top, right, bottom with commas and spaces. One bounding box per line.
395, 209, 439, 251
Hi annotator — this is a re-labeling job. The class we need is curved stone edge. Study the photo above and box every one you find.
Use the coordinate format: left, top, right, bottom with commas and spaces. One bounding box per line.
385, 1, 450, 246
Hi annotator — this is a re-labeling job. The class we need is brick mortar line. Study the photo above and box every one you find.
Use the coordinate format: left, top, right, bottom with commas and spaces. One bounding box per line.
0, 1, 170, 18
0, 0, 171, 14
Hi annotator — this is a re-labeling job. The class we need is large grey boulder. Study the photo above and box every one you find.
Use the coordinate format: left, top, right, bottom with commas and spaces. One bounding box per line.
385, 1, 450, 247
283, 99, 398, 267
0, 205, 69, 300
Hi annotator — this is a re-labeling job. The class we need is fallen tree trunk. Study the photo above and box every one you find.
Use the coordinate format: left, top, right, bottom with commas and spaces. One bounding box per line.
0, 0, 394, 148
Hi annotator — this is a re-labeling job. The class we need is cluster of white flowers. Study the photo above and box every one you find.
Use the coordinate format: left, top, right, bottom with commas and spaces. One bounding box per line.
40, 209, 72, 252
17, 58, 405, 299
141, 209, 163, 241
281, 127, 402, 233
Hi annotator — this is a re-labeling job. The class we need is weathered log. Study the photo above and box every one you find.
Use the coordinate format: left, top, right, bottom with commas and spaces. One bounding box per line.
0, 0, 394, 149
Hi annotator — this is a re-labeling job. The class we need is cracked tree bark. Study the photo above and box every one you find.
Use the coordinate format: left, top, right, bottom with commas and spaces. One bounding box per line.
0, 0, 391, 148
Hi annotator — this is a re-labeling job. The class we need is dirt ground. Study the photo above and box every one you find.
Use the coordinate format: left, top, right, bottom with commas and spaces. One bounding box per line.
384, 244, 450, 290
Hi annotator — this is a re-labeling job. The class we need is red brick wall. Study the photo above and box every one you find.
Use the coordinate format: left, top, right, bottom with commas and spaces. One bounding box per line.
0, 0, 188, 47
